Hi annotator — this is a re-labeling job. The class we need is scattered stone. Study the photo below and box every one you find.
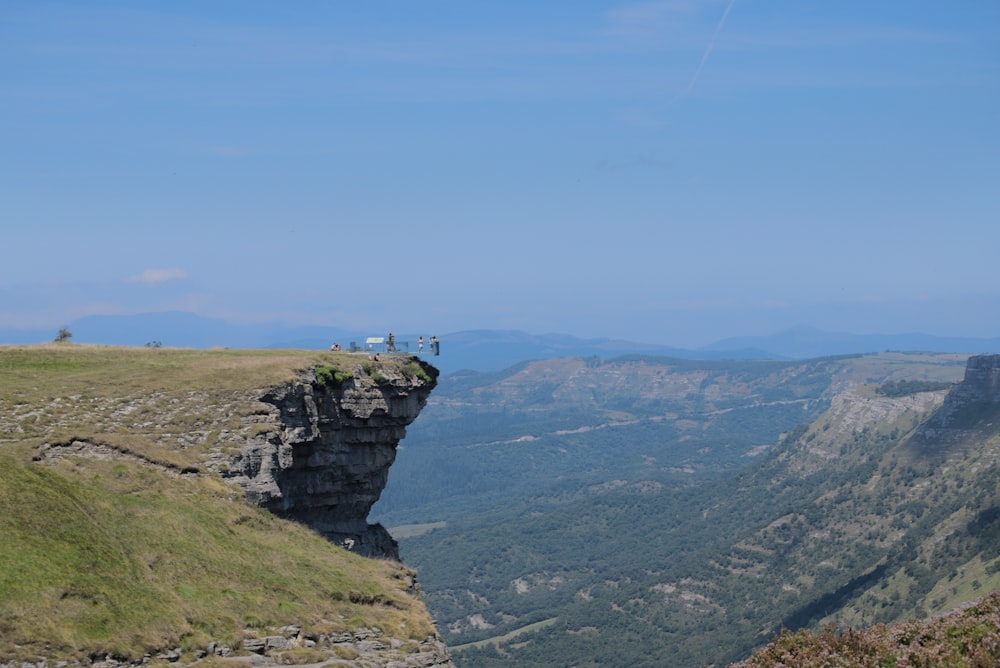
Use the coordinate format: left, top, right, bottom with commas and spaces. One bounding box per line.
241, 638, 265, 654
357, 640, 389, 653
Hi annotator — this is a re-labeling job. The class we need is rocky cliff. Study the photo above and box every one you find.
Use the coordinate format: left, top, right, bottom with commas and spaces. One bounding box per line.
225, 359, 437, 559
1, 346, 450, 667
914, 353, 1000, 447
940, 353, 1000, 405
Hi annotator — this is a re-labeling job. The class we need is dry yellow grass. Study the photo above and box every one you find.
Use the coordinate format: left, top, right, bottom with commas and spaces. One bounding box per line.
0, 343, 423, 468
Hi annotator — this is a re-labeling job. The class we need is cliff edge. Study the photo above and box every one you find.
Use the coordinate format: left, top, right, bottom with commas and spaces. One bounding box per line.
225, 359, 437, 559
914, 353, 1000, 447
0, 345, 449, 667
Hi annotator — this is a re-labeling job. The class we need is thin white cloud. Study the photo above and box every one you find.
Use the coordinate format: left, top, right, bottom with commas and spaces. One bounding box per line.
127, 268, 188, 285
605, 1, 699, 42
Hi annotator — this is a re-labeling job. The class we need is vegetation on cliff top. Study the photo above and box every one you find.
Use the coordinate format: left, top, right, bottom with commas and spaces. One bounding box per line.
732, 590, 1000, 667
0, 344, 438, 664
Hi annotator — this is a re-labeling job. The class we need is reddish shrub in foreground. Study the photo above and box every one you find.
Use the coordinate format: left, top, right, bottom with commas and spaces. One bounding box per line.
731, 590, 1000, 668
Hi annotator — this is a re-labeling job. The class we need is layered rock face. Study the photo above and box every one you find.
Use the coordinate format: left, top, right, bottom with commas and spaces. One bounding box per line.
915, 354, 1000, 445
950, 354, 1000, 403
226, 360, 435, 559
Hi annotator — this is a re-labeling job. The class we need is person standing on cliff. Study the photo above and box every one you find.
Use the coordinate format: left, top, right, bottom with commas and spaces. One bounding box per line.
418, 336, 424, 353
387, 332, 395, 352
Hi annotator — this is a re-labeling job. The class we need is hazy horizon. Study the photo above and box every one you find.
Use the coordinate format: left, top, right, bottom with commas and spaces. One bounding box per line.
4, 310, 1000, 359
4, 1, 998, 349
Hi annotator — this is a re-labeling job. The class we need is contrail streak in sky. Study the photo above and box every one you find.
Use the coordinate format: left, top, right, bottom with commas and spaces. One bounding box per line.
669, 0, 737, 106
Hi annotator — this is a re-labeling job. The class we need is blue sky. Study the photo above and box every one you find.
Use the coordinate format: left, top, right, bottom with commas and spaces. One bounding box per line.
3, 0, 998, 347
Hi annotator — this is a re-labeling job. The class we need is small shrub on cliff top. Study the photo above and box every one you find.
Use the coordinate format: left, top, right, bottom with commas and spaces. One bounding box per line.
315, 365, 335, 388
359, 361, 388, 383
314, 365, 353, 389
54, 326, 72, 342
402, 361, 437, 387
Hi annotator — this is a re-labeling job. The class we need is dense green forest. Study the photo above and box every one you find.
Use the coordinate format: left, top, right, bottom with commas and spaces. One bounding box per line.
370, 353, 1000, 666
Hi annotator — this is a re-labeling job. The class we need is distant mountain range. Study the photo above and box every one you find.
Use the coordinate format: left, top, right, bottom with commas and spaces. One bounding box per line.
2, 312, 999, 373
704, 324, 1000, 359
0, 312, 359, 351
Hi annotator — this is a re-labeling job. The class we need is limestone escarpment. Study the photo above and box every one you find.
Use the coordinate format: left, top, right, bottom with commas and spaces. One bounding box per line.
225, 358, 437, 559
946, 353, 1000, 404
915, 354, 1000, 446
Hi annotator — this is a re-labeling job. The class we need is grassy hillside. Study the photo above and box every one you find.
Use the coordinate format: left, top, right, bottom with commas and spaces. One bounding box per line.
0, 344, 437, 664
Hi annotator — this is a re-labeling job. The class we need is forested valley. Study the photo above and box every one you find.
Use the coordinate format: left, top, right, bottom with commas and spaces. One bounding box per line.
371, 352, 1000, 666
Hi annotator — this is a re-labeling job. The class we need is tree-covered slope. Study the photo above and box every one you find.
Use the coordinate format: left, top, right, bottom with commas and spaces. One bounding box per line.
375, 353, 966, 525
385, 352, 1000, 666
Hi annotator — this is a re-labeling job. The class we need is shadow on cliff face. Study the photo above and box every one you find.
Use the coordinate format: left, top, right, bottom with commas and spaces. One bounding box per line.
227, 360, 436, 559
905, 354, 1000, 463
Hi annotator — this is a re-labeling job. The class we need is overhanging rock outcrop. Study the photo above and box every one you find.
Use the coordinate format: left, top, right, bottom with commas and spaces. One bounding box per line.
225, 358, 437, 559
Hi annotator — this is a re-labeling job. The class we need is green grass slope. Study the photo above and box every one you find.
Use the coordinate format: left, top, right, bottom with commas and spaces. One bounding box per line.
0, 344, 436, 664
